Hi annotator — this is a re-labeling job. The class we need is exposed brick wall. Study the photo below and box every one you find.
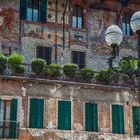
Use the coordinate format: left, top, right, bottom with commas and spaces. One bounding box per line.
0, 76, 139, 140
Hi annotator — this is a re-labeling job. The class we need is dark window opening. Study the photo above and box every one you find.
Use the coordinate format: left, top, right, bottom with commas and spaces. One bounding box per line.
72, 51, 85, 69
36, 46, 52, 64
72, 5, 83, 29
27, 0, 40, 22
0, 99, 18, 139
122, 13, 133, 36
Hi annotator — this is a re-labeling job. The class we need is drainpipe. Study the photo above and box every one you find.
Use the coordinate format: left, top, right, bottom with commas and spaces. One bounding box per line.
62, 0, 69, 50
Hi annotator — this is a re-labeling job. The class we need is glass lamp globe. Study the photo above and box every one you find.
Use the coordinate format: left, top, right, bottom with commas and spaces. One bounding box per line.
130, 11, 140, 33
105, 25, 123, 46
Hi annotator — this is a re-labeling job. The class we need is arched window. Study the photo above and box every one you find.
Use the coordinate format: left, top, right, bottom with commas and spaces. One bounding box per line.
72, 5, 83, 29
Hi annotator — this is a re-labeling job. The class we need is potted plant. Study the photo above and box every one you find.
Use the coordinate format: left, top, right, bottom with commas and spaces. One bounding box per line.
79, 68, 94, 83
8, 54, 25, 76
63, 63, 78, 81
31, 58, 46, 77
47, 64, 62, 80
14, 65, 25, 76
0, 54, 8, 75
95, 69, 112, 85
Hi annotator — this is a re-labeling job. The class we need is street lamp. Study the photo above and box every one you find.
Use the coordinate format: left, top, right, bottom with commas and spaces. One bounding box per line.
130, 11, 140, 73
130, 11, 140, 136
105, 25, 123, 68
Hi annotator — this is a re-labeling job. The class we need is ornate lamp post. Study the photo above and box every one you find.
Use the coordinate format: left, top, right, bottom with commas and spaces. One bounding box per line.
130, 11, 140, 135
105, 25, 123, 68
130, 11, 140, 74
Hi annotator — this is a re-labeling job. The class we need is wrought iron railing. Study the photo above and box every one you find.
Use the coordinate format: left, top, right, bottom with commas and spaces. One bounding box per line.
0, 120, 20, 139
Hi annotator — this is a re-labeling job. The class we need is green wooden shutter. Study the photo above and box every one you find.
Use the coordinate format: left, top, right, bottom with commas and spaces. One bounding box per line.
133, 107, 140, 135
40, 0, 47, 23
58, 101, 71, 130
85, 103, 92, 131
112, 105, 120, 133
58, 101, 64, 129
37, 99, 44, 128
29, 98, 37, 128
93, 103, 98, 132
10, 99, 18, 139
0, 98, 1, 110
20, 0, 27, 20
119, 105, 125, 134
65, 101, 71, 130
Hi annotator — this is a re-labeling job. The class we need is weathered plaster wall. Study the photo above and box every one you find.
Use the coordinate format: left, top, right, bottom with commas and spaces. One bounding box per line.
0, 0, 139, 70
0, 76, 139, 140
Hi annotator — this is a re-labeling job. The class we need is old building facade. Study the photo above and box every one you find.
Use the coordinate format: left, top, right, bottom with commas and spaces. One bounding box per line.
0, 0, 140, 140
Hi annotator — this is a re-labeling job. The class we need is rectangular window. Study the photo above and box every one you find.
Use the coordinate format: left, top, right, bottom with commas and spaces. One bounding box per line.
36, 46, 52, 64
20, 0, 47, 23
29, 98, 44, 128
72, 5, 83, 29
72, 51, 85, 69
112, 105, 125, 134
122, 13, 133, 36
133, 106, 140, 135
0, 99, 18, 139
58, 101, 71, 130
27, 0, 39, 22
85, 103, 98, 132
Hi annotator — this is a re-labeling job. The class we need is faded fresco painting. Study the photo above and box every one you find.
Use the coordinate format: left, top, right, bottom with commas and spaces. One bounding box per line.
0, 0, 19, 48
89, 9, 116, 54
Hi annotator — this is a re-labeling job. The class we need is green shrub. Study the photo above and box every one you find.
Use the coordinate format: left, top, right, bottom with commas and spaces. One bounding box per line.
8, 54, 24, 74
63, 63, 78, 78
31, 58, 46, 75
96, 69, 112, 84
0, 54, 8, 74
80, 68, 94, 81
45, 66, 52, 77
49, 64, 61, 78
15, 66, 25, 74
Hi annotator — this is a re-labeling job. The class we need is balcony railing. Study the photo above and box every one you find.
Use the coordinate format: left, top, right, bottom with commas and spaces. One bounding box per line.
0, 120, 20, 139
0, 62, 134, 89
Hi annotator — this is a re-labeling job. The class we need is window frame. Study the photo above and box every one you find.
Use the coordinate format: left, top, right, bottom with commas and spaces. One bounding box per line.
27, 0, 40, 22
0, 100, 12, 138
71, 51, 86, 69
36, 46, 52, 64
72, 5, 84, 29
122, 12, 133, 36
